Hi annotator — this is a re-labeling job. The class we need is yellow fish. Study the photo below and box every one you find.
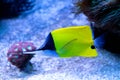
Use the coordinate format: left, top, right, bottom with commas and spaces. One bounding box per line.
24, 26, 98, 57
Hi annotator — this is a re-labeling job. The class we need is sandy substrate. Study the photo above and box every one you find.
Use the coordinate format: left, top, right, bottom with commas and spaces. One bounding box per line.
0, 0, 120, 80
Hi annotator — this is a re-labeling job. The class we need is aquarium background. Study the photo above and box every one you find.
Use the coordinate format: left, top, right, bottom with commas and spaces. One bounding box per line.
0, 0, 120, 80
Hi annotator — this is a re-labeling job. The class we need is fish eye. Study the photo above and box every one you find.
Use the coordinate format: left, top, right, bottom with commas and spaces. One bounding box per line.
91, 45, 95, 49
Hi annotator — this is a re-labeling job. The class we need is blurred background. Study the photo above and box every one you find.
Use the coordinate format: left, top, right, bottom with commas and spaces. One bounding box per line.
0, 0, 120, 80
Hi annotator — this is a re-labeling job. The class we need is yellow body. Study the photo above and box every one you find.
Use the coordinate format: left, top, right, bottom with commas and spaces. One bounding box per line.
51, 26, 98, 57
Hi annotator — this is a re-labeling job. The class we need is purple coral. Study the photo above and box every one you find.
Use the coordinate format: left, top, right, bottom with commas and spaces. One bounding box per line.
7, 42, 36, 72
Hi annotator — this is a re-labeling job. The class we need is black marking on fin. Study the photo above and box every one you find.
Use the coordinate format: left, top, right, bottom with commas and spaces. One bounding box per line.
91, 45, 95, 49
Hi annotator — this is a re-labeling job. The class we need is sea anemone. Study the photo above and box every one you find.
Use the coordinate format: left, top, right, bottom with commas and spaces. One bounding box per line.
7, 42, 36, 72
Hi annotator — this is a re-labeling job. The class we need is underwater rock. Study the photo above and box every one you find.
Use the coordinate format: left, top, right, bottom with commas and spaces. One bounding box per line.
7, 42, 36, 72
74, 0, 120, 53
0, 0, 35, 19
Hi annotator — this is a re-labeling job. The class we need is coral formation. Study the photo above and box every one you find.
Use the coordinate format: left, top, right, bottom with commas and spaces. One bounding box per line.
74, 0, 120, 53
7, 42, 36, 72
